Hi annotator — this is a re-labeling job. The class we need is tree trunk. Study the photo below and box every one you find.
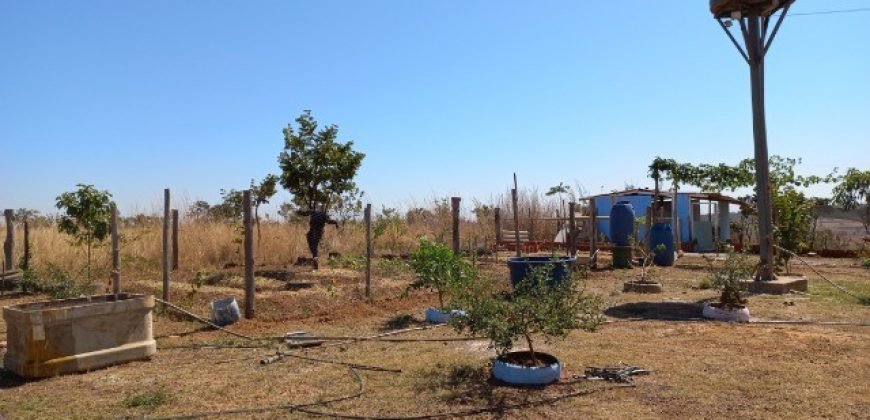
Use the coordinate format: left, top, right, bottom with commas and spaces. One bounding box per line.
524, 333, 538, 366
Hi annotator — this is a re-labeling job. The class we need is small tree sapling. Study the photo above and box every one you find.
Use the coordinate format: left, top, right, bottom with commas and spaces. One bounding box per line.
408, 239, 471, 310
451, 265, 604, 367
55, 184, 113, 281
705, 251, 753, 310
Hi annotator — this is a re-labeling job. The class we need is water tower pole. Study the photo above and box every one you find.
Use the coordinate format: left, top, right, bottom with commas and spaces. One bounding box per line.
712, 0, 793, 280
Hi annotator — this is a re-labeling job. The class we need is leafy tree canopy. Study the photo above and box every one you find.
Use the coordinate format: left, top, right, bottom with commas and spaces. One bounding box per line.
278, 110, 365, 211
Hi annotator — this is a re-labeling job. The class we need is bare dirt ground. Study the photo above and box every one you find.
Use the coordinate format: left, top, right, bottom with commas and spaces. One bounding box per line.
1, 255, 868, 419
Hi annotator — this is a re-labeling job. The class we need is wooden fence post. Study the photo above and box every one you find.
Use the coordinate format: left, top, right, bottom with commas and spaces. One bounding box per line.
673, 183, 681, 252
494, 207, 502, 259
162, 189, 170, 302
243, 190, 254, 319
110, 203, 120, 295
23, 219, 30, 271
494, 208, 502, 244
568, 202, 577, 256
451, 197, 461, 256
3, 209, 13, 271
364, 203, 372, 300
511, 189, 521, 258
171, 209, 179, 270
590, 199, 598, 266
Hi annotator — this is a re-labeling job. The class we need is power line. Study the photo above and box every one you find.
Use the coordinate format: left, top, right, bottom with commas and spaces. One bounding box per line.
789, 7, 870, 16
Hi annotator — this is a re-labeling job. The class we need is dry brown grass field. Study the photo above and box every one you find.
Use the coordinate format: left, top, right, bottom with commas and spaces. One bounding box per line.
1, 216, 869, 419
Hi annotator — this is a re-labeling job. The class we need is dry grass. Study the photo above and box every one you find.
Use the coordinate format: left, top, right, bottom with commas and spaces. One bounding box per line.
1, 252, 868, 419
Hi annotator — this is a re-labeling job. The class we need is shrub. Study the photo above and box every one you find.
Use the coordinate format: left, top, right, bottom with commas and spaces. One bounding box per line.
705, 251, 753, 309
408, 239, 474, 310
451, 265, 603, 366
20, 265, 96, 299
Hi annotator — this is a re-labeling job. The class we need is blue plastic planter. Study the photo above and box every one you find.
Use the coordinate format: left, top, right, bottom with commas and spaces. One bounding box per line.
491, 351, 561, 386
506, 256, 575, 288
424, 308, 466, 324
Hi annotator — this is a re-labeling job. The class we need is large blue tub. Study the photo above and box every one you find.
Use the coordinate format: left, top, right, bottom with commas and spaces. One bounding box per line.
506, 256, 575, 288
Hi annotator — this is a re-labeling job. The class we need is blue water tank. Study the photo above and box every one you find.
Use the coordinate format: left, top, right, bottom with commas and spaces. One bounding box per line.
650, 223, 675, 267
609, 201, 635, 246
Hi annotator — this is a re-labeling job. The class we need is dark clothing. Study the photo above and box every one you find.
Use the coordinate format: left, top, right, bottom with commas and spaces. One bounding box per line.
298, 209, 338, 268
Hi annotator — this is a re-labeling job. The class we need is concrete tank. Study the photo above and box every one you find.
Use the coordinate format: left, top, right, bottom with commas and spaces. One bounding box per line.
3, 293, 156, 378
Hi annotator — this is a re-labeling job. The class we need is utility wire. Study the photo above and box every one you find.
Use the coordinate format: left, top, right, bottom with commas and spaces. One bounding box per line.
784, 7, 870, 16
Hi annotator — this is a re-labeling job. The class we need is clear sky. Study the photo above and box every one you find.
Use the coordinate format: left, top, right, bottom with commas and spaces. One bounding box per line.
1, 0, 867, 217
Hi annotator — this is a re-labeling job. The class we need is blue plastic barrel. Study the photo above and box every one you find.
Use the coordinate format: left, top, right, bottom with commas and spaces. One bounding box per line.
506, 256, 575, 288
609, 201, 635, 246
650, 223, 675, 266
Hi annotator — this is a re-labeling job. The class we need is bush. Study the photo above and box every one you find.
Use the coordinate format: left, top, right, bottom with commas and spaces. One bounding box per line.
20, 265, 96, 299
451, 265, 603, 366
408, 239, 474, 310
705, 251, 753, 309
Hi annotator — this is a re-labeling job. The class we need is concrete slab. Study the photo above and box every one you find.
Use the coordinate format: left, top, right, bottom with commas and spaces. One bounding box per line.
741, 275, 808, 295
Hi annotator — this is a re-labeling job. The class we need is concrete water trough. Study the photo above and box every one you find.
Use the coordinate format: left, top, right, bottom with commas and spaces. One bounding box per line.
3, 293, 156, 378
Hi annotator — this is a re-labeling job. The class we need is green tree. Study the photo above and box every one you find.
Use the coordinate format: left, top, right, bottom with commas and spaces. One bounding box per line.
771, 187, 813, 272
546, 182, 572, 218
278, 110, 365, 261
831, 168, 870, 234
55, 184, 113, 281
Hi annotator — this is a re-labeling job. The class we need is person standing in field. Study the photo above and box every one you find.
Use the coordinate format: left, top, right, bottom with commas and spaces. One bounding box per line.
297, 206, 339, 269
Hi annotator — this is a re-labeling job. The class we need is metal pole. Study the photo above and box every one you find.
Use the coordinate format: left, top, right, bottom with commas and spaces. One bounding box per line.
162, 189, 170, 302
243, 190, 255, 319
747, 15, 776, 280
111, 203, 120, 295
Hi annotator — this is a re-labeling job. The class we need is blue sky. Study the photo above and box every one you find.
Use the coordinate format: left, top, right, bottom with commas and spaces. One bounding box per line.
1, 0, 867, 217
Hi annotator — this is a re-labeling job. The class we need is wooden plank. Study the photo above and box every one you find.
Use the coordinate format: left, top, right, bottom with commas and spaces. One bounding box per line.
243, 190, 255, 319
